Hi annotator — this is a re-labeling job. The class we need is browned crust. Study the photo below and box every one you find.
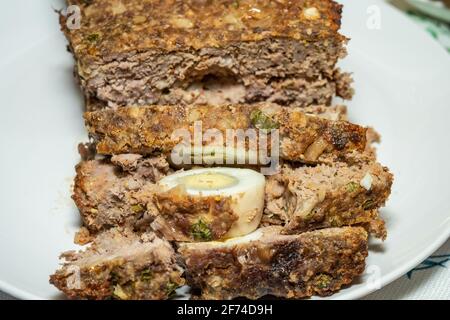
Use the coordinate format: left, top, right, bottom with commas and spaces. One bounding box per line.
84, 104, 367, 164
360, 211, 387, 241
62, 0, 345, 60
50, 228, 184, 300
179, 226, 368, 299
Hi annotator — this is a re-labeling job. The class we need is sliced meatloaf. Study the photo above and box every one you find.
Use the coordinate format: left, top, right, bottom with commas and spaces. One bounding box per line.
72, 156, 391, 239
179, 226, 368, 299
263, 161, 393, 237
61, 0, 352, 109
84, 104, 367, 165
84, 71, 353, 111
50, 228, 184, 300
72, 154, 172, 232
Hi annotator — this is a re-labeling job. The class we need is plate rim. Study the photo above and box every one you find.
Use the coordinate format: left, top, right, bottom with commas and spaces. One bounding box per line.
0, 0, 449, 300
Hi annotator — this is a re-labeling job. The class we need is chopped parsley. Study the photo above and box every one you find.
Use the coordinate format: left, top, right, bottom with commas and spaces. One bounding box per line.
140, 269, 153, 282
363, 199, 375, 210
346, 182, 360, 193
250, 110, 279, 131
86, 33, 100, 43
166, 281, 178, 297
191, 219, 212, 241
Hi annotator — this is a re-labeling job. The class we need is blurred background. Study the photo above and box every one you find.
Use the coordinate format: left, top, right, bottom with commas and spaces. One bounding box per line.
390, 0, 450, 53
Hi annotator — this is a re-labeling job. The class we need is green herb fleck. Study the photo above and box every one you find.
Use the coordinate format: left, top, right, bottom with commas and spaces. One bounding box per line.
140, 269, 153, 282
166, 281, 178, 297
232, 0, 240, 8
346, 182, 360, 193
363, 199, 375, 210
250, 110, 279, 131
315, 274, 332, 289
191, 219, 212, 241
86, 33, 100, 43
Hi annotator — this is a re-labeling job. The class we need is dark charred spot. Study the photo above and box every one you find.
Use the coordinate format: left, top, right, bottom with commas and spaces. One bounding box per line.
270, 242, 300, 276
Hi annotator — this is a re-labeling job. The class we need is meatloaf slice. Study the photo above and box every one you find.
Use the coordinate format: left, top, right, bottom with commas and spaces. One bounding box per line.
179, 226, 368, 299
84, 71, 353, 111
72, 155, 172, 233
61, 0, 352, 109
72, 155, 239, 241
72, 156, 390, 238
84, 104, 367, 165
263, 161, 393, 236
50, 228, 184, 300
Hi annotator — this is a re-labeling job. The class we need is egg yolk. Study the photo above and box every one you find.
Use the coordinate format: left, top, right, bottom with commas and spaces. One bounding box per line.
178, 172, 238, 191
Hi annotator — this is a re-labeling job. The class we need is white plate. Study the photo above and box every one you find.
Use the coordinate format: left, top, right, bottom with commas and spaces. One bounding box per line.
0, 0, 449, 300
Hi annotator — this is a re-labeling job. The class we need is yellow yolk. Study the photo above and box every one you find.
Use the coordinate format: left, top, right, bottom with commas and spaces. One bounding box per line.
178, 172, 238, 191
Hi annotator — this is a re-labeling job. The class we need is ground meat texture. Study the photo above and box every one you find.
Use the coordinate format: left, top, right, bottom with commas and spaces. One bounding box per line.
72, 155, 172, 233
151, 188, 238, 242
84, 71, 352, 111
72, 157, 239, 241
50, 228, 184, 300
262, 161, 393, 237
179, 226, 368, 299
84, 104, 367, 165
61, 1, 352, 109
73, 156, 391, 238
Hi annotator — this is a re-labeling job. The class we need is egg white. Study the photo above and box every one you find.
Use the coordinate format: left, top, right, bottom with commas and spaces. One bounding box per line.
158, 167, 266, 238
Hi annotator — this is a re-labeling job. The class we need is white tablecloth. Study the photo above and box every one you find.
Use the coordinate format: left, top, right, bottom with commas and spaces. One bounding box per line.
364, 239, 450, 300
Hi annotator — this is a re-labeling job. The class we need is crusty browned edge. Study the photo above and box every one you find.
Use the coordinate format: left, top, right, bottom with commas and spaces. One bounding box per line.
61, 0, 346, 60
72, 161, 98, 229
179, 227, 368, 299
84, 104, 367, 164
50, 264, 184, 300
60, 1, 351, 109
360, 211, 387, 241
50, 229, 185, 300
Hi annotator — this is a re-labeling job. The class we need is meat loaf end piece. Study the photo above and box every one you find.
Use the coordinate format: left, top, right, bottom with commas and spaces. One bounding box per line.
179, 226, 368, 299
61, 0, 350, 108
50, 228, 184, 300
263, 161, 393, 236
